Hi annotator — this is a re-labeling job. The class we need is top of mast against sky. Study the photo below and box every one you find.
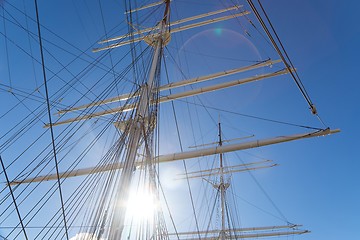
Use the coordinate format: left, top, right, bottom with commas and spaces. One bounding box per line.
7, 0, 339, 185
44, 0, 334, 128
0, 0, 345, 239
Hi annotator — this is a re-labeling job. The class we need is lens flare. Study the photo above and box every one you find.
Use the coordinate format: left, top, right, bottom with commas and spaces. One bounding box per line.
126, 189, 158, 220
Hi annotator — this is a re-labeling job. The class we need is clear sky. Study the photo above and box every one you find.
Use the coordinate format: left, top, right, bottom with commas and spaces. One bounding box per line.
0, 0, 358, 239
258, 1, 359, 239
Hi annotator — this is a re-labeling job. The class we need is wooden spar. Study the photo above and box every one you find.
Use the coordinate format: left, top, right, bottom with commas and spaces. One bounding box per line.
8, 162, 127, 185
9, 128, 340, 185
8, 161, 272, 185
228, 230, 309, 239
179, 230, 309, 239
124, 0, 171, 14
93, 11, 250, 52
177, 159, 272, 176
48, 68, 289, 127
188, 135, 255, 148
167, 224, 309, 239
159, 59, 281, 90
176, 163, 277, 180
155, 128, 339, 163
57, 59, 281, 115
167, 224, 303, 235
103, 5, 241, 44
158, 69, 288, 101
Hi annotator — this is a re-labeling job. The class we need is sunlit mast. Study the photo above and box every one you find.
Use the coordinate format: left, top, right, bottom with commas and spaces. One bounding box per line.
107, 1, 171, 239
7, 0, 340, 192
172, 121, 311, 239
218, 120, 227, 240
7, 1, 341, 239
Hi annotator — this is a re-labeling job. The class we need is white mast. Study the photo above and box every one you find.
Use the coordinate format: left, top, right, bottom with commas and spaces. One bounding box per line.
0, 1, 341, 239
218, 119, 227, 240
108, 1, 171, 239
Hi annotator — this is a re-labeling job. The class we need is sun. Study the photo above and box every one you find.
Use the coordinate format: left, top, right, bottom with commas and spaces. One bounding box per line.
126, 189, 158, 221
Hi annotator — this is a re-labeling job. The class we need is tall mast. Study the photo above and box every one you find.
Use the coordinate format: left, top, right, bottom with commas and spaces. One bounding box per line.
218, 119, 228, 240
108, 1, 171, 239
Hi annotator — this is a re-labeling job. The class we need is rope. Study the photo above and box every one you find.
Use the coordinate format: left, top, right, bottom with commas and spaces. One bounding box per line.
34, 1, 69, 239
246, 0, 320, 118
176, 99, 324, 130
0, 155, 28, 240
164, 57, 203, 239
1, 7, 13, 90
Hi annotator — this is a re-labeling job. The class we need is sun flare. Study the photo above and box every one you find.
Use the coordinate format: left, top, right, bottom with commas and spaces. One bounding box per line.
126, 189, 158, 220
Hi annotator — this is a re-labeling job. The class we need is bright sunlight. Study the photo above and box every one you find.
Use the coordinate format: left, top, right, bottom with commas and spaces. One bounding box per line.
126, 189, 158, 221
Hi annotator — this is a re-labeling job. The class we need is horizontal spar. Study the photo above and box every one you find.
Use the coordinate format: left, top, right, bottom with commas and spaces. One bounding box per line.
93, 11, 250, 52
176, 163, 277, 180
8, 162, 127, 185
103, 5, 241, 44
181, 230, 309, 240
57, 59, 281, 115
157, 69, 289, 102
177, 159, 272, 176
154, 128, 340, 163
159, 59, 281, 91
124, 0, 172, 14
224, 230, 309, 239
167, 224, 303, 236
48, 68, 289, 127
9, 128, 340, 185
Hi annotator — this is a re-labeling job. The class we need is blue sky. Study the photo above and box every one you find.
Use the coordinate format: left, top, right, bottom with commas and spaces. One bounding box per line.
260, 1, 359, 239
0, 0, 359, 239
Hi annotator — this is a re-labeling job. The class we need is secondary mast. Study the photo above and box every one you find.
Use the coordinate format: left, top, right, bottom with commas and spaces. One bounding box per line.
218, 120, 228, 240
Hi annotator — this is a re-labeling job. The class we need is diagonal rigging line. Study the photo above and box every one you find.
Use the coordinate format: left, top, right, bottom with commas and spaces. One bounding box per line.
2, 7, 13, 90
254, 0, 327, 127
0, 155, 28, 240
246, 0, 320, 118
34, 0, 69, 239
164, 65, 202, 240
175, 99, 323, 130
3, 3, 139, 117
233, 150, 288, 222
